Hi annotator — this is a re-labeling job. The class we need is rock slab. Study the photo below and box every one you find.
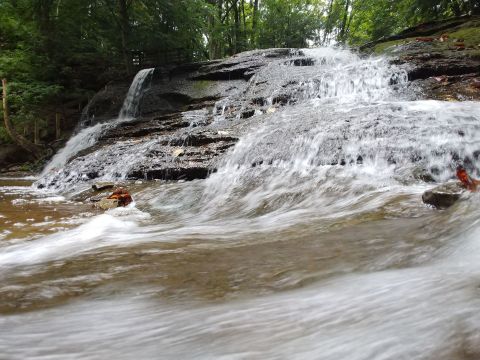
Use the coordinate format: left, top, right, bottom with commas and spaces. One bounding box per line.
94, 198, 119, 210
422, 181, 466, 209
92, 182, 115, 191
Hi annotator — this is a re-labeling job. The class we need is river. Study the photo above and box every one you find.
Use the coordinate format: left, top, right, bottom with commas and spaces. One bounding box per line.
1, 48, 480, 359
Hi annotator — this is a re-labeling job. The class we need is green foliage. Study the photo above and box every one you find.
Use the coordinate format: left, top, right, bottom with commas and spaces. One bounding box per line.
322, 0, 480, 46
449, 25, 480, 46
258, 0, 324, 48
0, 126, 10, 144
1, 0, 478, 149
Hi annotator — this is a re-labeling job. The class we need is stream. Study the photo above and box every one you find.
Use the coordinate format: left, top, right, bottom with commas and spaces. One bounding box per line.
2, 48, 480, 359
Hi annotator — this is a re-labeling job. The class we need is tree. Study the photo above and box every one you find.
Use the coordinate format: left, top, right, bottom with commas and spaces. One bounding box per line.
2, 79, 43, 158
2, 0, 476, 154
259, 0, 324, 48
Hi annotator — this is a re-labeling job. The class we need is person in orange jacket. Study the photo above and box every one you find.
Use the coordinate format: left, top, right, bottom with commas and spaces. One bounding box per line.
456, 165, 480, 191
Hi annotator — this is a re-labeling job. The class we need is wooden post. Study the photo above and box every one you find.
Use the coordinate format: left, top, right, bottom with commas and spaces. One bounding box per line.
55, 112, 61, 139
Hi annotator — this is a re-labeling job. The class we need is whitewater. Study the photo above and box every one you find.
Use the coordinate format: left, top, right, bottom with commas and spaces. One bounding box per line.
1, 48, 480, 359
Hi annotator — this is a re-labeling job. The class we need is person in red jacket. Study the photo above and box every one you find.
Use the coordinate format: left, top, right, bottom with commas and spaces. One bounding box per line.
456, 165, 480, 191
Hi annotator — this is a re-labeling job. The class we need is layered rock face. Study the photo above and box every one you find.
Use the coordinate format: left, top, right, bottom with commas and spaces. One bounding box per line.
41, 49, 319, 188
40, 16, 479, 192
362, 15, 480, 101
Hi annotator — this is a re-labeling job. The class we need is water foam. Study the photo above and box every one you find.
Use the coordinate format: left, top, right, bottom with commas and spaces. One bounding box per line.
39, 68, 154, 179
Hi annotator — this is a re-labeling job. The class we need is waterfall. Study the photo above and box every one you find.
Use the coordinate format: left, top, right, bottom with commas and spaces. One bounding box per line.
40, 68, 154, 178
4, 47, 480, 360
194, 48, 480, 223
118, 68, 155, 120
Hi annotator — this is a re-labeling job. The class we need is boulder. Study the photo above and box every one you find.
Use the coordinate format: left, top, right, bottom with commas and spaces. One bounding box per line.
94, 198, 119, 210
0, 144, 35, 172
89, 194, 106, 202
422, 181, 466, 209
412, 167, 435, 182
92, 182, 115, 191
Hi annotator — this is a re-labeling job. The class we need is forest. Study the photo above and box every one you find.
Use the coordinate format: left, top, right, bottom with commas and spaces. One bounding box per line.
1, 0, 479, 148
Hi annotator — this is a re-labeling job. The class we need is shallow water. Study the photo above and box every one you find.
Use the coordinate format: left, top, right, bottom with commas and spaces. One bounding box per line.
2, 48, 480, 359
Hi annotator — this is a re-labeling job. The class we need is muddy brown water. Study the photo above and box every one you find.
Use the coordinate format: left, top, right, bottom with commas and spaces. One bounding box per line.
2, 175, 480, 360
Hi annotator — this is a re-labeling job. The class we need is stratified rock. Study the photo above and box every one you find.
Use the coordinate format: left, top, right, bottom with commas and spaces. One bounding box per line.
422, 181, 466, 209
363, 16, 480, 101
92, 182, 115, 191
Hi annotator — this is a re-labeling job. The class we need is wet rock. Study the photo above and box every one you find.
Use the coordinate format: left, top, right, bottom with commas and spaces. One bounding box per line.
131, 167, 212, 181
172, 148, 185, 157
89, 194, 106, 202
92, 182, 115, 191
365, 15, 480, 101
273, 94, 291, 106
94, 198, 119, 210
47, 47, 335, 186
0, 144, 35, 172
286, 58, 315, 66
167, 132, 238, 147
80, 83, 131, 125
251, 97, 266, 106
190, 48, 292, 81
412, 168, 435, 183
422, 181, 466, 209
241, 109, 255, 119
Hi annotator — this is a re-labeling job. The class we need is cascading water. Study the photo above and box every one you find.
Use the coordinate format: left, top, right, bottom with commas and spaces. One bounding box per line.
39, 68, 154, 178
2, 48, 480, 360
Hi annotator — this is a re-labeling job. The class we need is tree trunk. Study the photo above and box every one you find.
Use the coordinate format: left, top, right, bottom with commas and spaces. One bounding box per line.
241, 0, 246, 49
34, 119, 40, 145
344, 4, 355, 40
118, 0, 132, 75
217, 0, 224, 57
251, 0, 259, 47
2, 79, 43, 159
322, 0, 334, 45
55, 112, 61, 139
233, 0, 240, 53
339, 0, 351, 43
